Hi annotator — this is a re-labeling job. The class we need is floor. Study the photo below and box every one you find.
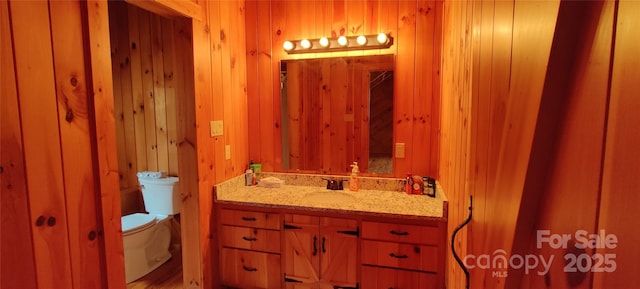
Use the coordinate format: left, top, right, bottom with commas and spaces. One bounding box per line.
126, 246, 183, 289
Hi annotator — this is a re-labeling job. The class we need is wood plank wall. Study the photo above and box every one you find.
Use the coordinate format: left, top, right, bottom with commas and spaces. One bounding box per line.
189, 1, 250, 288
281, 56, 393, 173
109, 2, 180, 191
441, 0, 639, 289
2, 0, 117, 288
245, 0, 442, 178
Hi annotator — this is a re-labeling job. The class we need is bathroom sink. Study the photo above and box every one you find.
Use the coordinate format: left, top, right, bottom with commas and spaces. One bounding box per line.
301, 190, 357, 204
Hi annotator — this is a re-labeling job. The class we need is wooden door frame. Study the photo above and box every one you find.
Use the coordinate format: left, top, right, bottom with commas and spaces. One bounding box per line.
85, 1, 203, 288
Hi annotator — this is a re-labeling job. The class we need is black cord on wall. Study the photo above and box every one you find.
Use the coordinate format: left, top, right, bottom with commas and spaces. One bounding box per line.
451, 196, 473, 289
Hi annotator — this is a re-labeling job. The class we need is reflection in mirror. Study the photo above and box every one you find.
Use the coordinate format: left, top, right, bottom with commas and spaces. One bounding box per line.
279, 55, 394, 175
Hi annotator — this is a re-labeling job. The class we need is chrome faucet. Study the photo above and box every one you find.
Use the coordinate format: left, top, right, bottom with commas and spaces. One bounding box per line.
324, 178, 344, 190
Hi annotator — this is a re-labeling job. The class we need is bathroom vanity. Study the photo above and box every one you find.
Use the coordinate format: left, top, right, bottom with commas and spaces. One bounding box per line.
214, 173, 448, 289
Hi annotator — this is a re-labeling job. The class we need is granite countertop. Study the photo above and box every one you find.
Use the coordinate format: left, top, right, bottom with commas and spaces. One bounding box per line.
214, 172, 448, 222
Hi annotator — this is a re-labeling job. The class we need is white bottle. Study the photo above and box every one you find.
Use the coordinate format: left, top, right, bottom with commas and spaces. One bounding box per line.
349, 162, 359, 191
245, 167, 254, 186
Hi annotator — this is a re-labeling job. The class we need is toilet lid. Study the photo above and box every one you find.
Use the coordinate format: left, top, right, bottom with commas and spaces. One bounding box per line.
121, 213, 157, 235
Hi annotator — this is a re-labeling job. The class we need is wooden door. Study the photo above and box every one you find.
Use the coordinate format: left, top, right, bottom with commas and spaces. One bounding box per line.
319, 217, 358, 289
283, 214, 320, 288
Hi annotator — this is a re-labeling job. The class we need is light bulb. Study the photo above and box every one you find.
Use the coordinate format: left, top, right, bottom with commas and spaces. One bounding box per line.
283, 40, 295, 51
319, 37, 329, 47
357, 35, 367, 45
300, 39, 311, 49
377, 33, 388, 44
337, 36, 348, 46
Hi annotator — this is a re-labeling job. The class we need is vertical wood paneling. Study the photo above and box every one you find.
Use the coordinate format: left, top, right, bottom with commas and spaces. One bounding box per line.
128, 5, 148, 179
207, 1, 225, 184
111, 4, 183, 191
172, 16, 200, 285
245, 0, 260, 164
413, 0, 436, 174
218, 1, 234, 177
594, 1, 640, 288
10, 1, 74, 287
85, 0, 127, 286
151, 15, 170, 173
246, 0, 441, 178
394, 0, 416, 177
513, 2, 613, 288
138, 9, 159, 172
257, 0, 275, 172
162, 17, 179, 176
109, 4, 131, 189
0, 1, 38, 288
49, 1, 105, 287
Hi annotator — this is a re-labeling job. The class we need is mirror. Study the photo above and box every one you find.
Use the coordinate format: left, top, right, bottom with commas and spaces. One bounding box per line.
280, 54, 394, 175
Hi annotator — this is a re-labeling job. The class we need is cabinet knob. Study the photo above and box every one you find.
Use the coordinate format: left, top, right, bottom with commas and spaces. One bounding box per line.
88, 230, 97, 241
35, 216, 46, 227
47, 216, 56, 227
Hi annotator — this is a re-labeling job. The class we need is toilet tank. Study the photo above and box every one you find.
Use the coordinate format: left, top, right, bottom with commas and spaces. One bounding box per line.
138, 175, 181, 215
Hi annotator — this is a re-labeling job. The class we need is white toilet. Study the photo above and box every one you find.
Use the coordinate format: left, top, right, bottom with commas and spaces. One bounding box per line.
121, 174, 180, 283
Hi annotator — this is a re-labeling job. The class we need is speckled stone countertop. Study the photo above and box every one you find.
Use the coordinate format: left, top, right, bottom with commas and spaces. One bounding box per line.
214, 172, 448, 222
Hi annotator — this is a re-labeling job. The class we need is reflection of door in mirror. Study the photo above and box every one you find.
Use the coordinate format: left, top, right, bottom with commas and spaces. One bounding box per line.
279, 55, 394, 175
368, 70, 394, 174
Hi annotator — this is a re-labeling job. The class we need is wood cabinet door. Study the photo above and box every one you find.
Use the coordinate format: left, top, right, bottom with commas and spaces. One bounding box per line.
283, 214, 320, 288
319, 217, 358, 289
221, 248, 281, 289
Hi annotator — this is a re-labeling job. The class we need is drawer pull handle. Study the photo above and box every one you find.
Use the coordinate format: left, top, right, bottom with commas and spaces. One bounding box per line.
284, 224, 302, 230
322, 236, 326, 253
389, 230, 408, 236
241, 216, 256, 221
333, 285, 359, 289
389, 253, 408, 259
242, 236, 257, 242
284, 276, 303, 283
313, 235, 318, 256
242, 265, 257, 272
337, 228, 360, 237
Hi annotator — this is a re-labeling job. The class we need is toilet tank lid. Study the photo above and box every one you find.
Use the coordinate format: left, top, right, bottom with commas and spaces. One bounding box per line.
122, 213, 156, 234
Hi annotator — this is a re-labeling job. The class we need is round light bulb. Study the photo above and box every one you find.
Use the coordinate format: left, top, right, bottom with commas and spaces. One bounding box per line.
300, 39, 311, 49
357, 35, 367, 45
319, 37, 330, 47
377, 33, 388, 44
337, 36, 348, 46
283, 40, 295, 51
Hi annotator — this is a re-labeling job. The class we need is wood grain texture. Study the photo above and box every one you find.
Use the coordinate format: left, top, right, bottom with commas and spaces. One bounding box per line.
50, 1, 105, 287
245, 0, 441, 178
0, 1, 38, 288
85, 0, 128, 287
173, 14, 202, 289
10, 1, 74, 287
513, 2, 613, 288
593, 1, 640, 288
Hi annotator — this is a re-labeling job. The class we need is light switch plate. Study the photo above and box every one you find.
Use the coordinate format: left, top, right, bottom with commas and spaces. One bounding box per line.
225, 145, 231, 160
210, 120, 223, 137
395, 143, 405, 158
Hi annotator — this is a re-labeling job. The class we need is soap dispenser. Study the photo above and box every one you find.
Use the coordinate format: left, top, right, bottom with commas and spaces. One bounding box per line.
349, 162, 359, 191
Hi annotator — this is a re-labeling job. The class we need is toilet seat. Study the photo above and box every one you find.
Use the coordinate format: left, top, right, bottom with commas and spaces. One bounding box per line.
122, 213, 157, 236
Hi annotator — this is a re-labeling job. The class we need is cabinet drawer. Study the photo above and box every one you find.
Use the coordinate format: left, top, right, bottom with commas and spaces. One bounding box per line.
361, 240, 438, 272
221, 248, 281, 289
360, 265, 437, 289
221, 225, 281, 254
220, 209, 281, 230
361, 221, 439, 245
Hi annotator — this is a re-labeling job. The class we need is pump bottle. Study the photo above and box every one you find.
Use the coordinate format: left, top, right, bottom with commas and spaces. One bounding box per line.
349, 162, 359, 191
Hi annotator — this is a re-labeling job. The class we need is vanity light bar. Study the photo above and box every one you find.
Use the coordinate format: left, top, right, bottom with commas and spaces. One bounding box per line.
283, 33, 393, 54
